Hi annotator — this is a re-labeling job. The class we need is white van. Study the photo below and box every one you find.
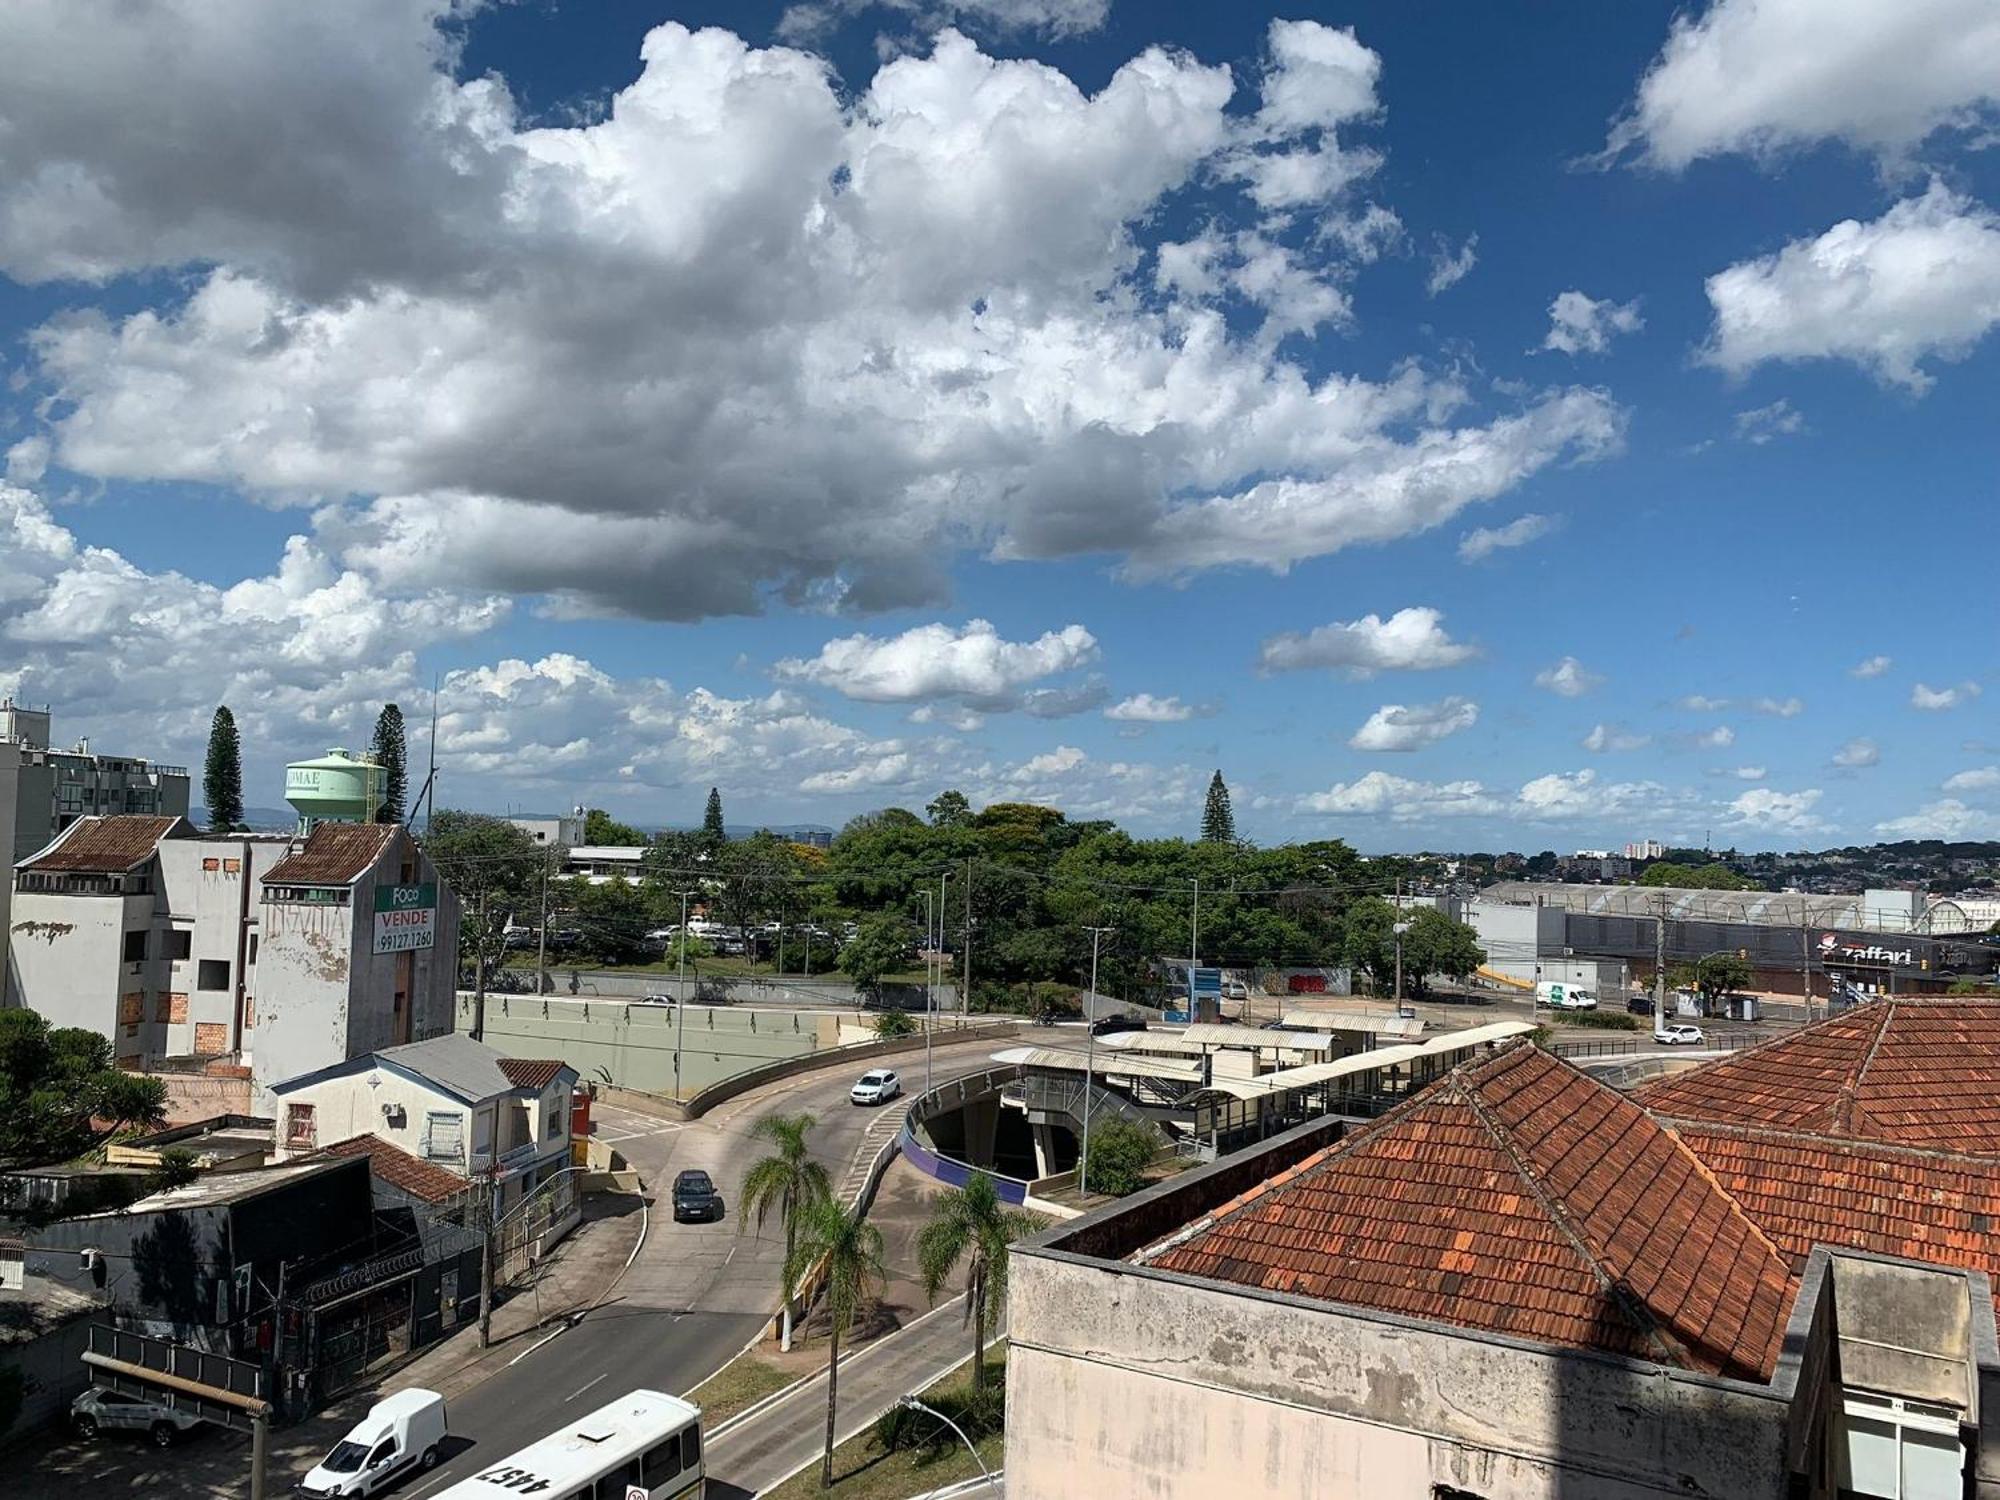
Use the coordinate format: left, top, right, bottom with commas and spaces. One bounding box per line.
299, 1389, 449, 1497
1535, 980, 1598, 1011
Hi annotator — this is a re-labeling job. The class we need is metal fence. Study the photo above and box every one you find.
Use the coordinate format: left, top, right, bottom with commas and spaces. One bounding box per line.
1549, 1031, 1762, 1059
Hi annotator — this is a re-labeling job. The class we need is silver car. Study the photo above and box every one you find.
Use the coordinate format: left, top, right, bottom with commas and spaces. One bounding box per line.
71, 1386, 204, 1447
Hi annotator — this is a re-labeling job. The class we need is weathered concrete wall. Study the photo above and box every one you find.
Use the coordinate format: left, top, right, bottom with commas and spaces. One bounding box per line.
1831, 1254, 1973, 1407
456, 994, 845, 1094
1007, 1251, 1792, 1500
6, 888, 140, 1052
153, 1067, 252, 1124
0, 1310, 93, 1445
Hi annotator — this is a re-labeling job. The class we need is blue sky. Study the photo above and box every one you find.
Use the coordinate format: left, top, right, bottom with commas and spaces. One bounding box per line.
1, 0, 1996, 850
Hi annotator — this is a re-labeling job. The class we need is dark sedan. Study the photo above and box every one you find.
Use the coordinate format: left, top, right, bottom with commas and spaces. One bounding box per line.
671, 1169, 724, 1223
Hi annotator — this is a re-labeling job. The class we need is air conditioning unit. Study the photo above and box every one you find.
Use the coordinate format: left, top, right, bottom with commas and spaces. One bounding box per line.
381, 1103, 406, 1127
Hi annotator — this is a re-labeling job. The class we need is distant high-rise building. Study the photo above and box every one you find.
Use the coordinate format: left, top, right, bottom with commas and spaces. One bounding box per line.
1624, 839, 1666, 860
1, 700, 190, 971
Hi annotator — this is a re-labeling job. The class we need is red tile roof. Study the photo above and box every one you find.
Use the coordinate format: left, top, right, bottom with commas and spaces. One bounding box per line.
1142, 1044, 1794, 1380
1673, 1122, 2000, 1285
264, 822, 399, 886
20, 815, 187, 872
317, 1134, 471, 1204
498, 1059, 568, 1091
1632, 1000, 2000, 1152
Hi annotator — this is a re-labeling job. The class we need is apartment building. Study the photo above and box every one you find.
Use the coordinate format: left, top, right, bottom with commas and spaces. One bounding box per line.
0, 700, 189, 972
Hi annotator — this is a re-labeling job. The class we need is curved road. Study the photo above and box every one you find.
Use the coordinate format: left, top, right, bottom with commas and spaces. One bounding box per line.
395, 1032, 1015, 1497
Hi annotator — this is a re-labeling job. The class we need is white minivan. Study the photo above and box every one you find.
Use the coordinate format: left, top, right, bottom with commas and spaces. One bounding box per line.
298, 1389, 449, 1497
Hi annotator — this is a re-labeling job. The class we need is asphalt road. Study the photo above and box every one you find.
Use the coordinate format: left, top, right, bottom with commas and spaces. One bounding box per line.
390, 1033, 1017, 1497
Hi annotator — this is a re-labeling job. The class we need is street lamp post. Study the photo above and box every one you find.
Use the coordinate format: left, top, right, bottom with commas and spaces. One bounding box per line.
674, 888, 692, 1100
921, 889, 934, 1096
1080, 925, 1114, 1194
897, 1396, 993, 1486
1393, 919, 1412, 1017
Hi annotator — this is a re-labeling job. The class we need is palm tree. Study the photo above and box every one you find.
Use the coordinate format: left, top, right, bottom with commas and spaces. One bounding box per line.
916, 1169, 1040, 1393
738, 1111, 833, 1349
786, 1198, 886, 1490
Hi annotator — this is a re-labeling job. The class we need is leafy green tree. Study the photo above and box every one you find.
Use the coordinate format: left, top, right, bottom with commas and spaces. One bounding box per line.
202, 706, 243, 832
423, 810, 544, 980
0, 1012, 165, 1166
837, 912, 913, 999
1084, 1119, 1158, 1197
1668, 952, 1754, 1013
702, 787, 727, 847
1199, 770, 1236, 843
149, 1148, 201, 1192
739, 1112, 833, 1344
1399, 908, 1487, 998
784, 1198, 887, 1490
1639, 861, 1758, 891
872, 1010, 916, 1039
369, 704, 408, 824
583, 808, 647, 846
926, 789, 972, 828
916, 1170, 1040, 1393
1340, 897, 1398, 992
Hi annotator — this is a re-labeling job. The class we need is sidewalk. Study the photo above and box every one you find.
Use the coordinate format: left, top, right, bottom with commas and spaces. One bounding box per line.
8, 1189, 646, 1499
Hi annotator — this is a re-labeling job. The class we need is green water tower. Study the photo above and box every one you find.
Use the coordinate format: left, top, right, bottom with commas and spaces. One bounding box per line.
284, 748, 384, 829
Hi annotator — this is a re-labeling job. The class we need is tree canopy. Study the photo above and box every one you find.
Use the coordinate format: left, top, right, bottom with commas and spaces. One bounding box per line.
583, 808, 646, 846
202, 705, 243, 832
1638, 860, 1759, 891
1199, 770, 1236, 844
370, 704, 408, 824
0, 1011, 166, 1167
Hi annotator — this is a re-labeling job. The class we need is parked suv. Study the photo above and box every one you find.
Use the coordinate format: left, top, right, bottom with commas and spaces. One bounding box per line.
71, 1387, 204, 1448
672, 1169, 725, 1223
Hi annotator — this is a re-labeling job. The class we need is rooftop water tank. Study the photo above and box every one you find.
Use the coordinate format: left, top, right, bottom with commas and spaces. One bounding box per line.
284, 748, 383, 827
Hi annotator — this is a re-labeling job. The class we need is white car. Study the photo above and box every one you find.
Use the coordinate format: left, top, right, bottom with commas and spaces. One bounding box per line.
1221, 978, 1249, 1001
850, 1069, 902, 1106
1654, 1024, 1705, 1046
71, 1386, 204, 1448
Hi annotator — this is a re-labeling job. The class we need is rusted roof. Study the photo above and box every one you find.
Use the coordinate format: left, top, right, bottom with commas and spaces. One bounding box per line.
1139, 1043, 1794, 1381
498, 1059, 568, 1091
318, 1134, 472, 1204
1631, 1000, 2000, 1152
19, 815, 187, 873
1673, 1121, 2000, 1286
263, 821, 398, 886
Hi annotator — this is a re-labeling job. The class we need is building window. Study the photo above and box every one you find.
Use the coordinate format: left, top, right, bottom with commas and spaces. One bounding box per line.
423, 1112, 465, 1164
197, 959, 229, 990
1838, 1391, 1964, 1499
192, 1022, 227, 1056
122, 930, 147, 963
164, 929, 192, 961
118, 992, 144, 1025
284, 1103, 316, 1152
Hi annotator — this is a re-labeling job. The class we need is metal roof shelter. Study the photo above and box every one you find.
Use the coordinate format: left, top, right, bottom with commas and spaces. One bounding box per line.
992, 1045, 1202, 1083
1190, 1022, 1540, 1103
1481, 881, 1865, 928
1281, 1009, 1426, 1039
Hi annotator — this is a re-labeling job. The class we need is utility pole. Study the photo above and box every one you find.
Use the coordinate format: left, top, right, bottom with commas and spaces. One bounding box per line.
478, 1171, 497, 1348
674, 888, 691, 1100
471, 887, 488, 1042
1799, 900, 1813, 1024
1081, 926, 1115, 1195
1394, 877, 1403, 1006
1653, 892, 1669, 1035
921, 888, 934, 1096
939, 871, 950, 1025
535, 847, 552, 996
1190, 877, 1200, 969
962, 856, 973, 1013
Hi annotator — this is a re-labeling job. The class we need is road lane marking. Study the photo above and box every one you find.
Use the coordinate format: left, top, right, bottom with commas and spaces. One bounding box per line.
565, 1373, 609, 1402
508, 1326, 568, 1366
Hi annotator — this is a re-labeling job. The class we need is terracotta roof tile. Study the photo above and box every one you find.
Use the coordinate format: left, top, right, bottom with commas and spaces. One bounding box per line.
317, 1134, 472, 1205
1632, 1001, 2000, 1152
20, 815, 186, 873
1141, 1044, 1794, 1380
498, 1059, 568, 1090
264, 822, 399, 886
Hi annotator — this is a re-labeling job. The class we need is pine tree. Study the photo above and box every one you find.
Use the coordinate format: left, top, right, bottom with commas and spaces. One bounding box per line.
370, 703, 408, 824
702, 786, 726, 846
203, 706, 244, 832
1199, 769, 1235, 844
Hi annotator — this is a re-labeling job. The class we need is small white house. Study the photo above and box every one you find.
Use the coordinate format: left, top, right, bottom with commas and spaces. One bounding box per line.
269, 1033, 576, 1216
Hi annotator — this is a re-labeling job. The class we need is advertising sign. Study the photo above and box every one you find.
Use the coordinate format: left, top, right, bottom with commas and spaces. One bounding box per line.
1189, 966, 1223, 1000
373, 882, 437, 955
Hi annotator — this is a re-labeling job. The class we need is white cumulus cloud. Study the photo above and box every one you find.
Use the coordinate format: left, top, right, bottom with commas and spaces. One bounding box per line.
1426, 233, 1478, 296
1849, 654, 1893, 679
1726, 786, 1826, 835
1581, 724, 1650, 753
1943, 766, 2000, 793
1734, 399, 1806, 445
1542, 291, 1644, 356
773, 619, 1096, 707
1258, 607, 1479, 678
1701, 184, 2000, 391
1104, 693, 1199, 724
1607, 0, 2000, 169
1875, 800, 2000, 841
1298, 771, 1499, 820
1348, 696, 1479, 752
1912, 681, 1982, 711
1831, 737, 1880, 768
1534, 656, 1603, 698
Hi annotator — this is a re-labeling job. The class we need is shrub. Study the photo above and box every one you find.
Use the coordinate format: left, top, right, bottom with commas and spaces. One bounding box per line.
875, 1382, 1004, 1456
873, 1010, 916, 1039
1554, 1009, 1643, 1032
1083, 1119, 1158, 1197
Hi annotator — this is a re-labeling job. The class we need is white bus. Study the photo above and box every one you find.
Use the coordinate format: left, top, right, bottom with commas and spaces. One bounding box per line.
430, 1390, 703, 1500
